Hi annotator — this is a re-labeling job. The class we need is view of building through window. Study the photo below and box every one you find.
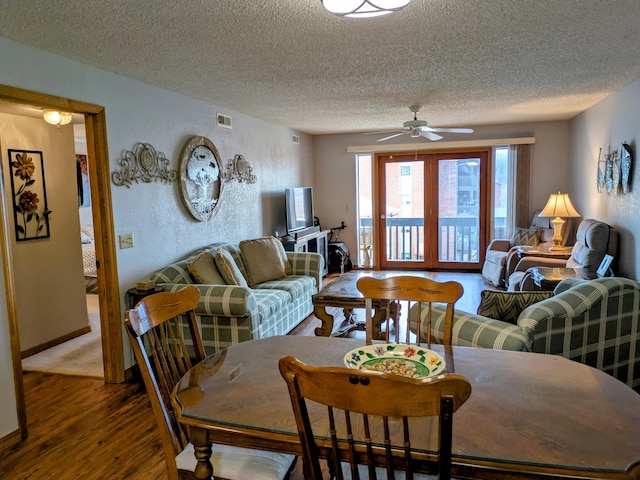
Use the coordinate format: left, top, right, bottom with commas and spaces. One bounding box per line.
493, 146, 509, 238
356, 148, 507, 267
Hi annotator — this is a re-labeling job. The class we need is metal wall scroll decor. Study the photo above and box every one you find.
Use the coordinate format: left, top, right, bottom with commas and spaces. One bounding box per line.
111, 142, 177, 188
223, 154, 257, 184
179, 136, 224, 222
598, 142, 633, 195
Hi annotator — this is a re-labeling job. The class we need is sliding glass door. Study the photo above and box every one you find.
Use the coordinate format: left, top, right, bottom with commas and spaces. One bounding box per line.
376, 150, 489, 270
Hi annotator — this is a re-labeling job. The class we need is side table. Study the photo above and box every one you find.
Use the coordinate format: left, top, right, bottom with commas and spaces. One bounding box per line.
125, 286, 164, 309
530, 267, 577, 291
514, 245, 573, 261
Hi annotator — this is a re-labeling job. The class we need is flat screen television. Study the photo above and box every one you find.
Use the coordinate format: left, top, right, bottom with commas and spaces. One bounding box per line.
285, 187, 314, 235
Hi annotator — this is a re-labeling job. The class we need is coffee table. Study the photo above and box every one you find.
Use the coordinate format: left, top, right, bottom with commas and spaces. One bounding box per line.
312, 271, 392, 338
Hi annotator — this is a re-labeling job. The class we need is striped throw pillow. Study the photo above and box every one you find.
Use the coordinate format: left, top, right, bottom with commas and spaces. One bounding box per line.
509, 227, 543, 247
476, 290, 554, 325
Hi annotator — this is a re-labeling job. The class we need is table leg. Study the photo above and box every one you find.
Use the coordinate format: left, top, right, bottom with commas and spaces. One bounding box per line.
313, 305, 335, 336
188, 427, 214, 480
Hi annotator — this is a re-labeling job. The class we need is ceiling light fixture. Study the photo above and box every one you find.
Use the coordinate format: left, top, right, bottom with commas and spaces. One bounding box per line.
43, 109, 72, 127
321, 0, 411, 18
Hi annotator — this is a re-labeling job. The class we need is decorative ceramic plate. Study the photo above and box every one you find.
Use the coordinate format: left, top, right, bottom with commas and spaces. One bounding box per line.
344, 344, 445, 379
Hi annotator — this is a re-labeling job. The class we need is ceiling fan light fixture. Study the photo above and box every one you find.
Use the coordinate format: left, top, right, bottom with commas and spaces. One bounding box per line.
321, 0, 411, 18
43, 109, 72, 127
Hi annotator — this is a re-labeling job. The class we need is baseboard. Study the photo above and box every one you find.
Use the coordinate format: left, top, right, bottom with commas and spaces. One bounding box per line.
0, 428, 22, 454
21, 325, 92, 359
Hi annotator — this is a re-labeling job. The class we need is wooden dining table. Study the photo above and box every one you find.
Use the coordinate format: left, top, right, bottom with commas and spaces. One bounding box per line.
171, 335, 640, 480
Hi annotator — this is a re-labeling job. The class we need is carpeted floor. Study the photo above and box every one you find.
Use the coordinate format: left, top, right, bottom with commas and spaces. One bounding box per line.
21, 294, 104, 379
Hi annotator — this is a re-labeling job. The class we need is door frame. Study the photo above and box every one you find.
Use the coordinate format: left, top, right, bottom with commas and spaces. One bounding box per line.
374, 148, 490, 270
0, 84, 123, 440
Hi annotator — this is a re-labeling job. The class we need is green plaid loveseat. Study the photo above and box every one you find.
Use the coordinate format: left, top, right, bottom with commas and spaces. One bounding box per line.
412, 277, 640, 389
148, 242, 323, 353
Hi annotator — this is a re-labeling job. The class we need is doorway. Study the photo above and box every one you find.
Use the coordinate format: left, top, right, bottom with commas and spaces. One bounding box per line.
374, 149, 489, 271
0, 84, 122, 441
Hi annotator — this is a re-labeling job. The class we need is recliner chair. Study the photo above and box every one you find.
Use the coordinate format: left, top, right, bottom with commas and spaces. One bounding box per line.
481, 210, 571, 287
507, 218, 618, 291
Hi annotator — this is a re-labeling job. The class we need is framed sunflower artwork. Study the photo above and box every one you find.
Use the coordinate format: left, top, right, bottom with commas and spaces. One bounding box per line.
8, 149, 52, 241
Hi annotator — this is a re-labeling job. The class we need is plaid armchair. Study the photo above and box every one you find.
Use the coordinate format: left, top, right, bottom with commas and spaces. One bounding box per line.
413, 277, 640, 389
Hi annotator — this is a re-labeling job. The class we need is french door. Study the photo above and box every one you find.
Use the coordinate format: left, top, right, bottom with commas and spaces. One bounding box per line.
375, 149, 489, 270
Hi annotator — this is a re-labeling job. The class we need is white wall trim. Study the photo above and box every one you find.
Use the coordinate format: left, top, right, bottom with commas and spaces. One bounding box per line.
346, 137, 536, 153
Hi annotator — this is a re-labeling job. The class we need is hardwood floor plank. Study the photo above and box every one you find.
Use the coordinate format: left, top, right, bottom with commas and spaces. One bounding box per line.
0, 271, 490, 479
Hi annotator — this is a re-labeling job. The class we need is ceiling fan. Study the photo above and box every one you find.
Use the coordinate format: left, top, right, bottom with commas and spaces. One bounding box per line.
364, 105, 474, 142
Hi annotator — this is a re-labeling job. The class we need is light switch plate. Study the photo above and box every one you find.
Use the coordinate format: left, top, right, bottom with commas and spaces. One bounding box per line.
119, 233, 134, 249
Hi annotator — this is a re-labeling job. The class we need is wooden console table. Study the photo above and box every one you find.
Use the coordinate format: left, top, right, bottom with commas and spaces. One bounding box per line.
281, 229, 329, 276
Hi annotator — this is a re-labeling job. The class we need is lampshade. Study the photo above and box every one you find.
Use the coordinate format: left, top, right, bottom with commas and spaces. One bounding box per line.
539, 192, 580, 218
321, 0, 411, 18
538, 192, 580, 251
43, 110, 73, 127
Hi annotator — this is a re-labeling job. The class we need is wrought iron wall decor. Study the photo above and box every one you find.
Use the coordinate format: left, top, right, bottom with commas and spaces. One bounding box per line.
111, 142, 177, 188
179, 136, 224, 222
598, 142, 633, 195
7, 149, 52, 241
223, 154, 257, 184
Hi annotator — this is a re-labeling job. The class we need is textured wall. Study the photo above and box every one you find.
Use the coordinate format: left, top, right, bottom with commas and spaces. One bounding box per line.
313, 121, 570, 263
569, 78, 640, 279
0, 37, 312, 373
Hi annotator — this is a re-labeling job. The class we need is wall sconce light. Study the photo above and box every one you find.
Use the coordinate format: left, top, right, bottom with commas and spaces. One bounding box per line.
538, 192, 581, 251
43, 110, 73, 127
321, 0, 411, 18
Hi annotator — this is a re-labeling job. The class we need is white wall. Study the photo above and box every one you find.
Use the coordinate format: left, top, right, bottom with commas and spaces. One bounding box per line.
313, 121, 570, 260
569, 78, 640, 279
0, 113, 89, 351
0, 37, 313, 442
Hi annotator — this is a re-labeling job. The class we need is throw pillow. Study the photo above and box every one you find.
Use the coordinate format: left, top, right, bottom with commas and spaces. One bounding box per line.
476, 290, 554, 325
214, 248, 248, 287
239, 236, 289, 286
509, 227, 543, 247
188, 251, 226, 285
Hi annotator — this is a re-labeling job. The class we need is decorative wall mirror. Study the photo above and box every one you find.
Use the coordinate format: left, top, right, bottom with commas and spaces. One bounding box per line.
178, 136, 224, 221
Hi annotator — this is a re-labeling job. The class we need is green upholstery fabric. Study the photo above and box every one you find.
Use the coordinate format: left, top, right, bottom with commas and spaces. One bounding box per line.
148, 241, 324, 354
411, 277, 640, 389
509, 227, 543, 247
476, 290, 554, 325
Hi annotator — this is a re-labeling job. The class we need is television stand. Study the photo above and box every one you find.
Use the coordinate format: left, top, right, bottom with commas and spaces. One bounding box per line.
292, 225, 320, 240
281, 229, 329, 277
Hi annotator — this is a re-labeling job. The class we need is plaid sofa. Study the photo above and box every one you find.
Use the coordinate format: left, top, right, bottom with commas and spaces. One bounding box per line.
148, 242, 323, 353
412, 277, 640, 389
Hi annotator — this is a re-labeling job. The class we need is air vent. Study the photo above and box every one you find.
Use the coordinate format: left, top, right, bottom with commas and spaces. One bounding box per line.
292, 135, 300, 144
216, 113, 232, 129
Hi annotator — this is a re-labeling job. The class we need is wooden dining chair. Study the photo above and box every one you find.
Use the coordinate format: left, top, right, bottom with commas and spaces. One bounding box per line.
356, 276, 464, 346
125, 285, 295, 480
279, 355, 472, 480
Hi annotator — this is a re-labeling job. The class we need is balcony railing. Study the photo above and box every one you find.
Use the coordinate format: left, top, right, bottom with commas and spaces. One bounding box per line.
359, 216, 479, 264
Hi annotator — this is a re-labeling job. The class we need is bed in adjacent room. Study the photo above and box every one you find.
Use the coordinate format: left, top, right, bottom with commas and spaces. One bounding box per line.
81, 224, 98, 294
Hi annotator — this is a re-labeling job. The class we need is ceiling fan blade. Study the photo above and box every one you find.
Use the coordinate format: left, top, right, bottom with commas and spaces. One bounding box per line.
362, 129, 404, 135
426, 127, 474, 134
420, 131, 443, 141
377, 132, 407, 142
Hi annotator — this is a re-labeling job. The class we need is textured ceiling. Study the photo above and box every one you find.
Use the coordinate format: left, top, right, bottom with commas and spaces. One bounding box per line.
1, 0, 640, 135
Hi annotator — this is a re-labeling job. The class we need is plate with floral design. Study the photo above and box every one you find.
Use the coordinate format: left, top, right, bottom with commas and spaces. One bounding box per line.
344, 344, 445, 379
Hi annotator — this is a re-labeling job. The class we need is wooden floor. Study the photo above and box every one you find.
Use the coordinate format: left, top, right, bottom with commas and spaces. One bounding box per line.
0, 271, 488, 480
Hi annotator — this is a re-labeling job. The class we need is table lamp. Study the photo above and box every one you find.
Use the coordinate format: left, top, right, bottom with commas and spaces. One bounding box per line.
538, 192, 580, 251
